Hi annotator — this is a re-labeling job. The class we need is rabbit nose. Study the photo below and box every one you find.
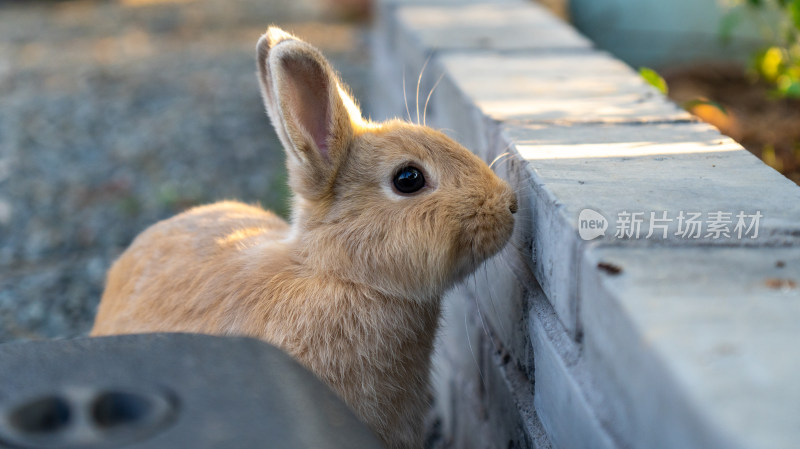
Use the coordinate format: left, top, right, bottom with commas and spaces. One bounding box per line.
509, 195, 518, 214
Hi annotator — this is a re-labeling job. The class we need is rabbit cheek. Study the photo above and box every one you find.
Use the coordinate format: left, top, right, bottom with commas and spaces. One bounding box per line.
457, 201, 515, 268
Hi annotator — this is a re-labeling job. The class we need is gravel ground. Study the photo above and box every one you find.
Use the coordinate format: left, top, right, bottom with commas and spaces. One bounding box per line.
0, 0, 371, 343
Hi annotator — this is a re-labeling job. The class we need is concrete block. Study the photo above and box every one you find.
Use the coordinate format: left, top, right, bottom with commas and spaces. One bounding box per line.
0, 334, 383, 449
434, 287, 489, 388
380, 0, 522, 6
430, 286, 489, 445
507, 121, 800, 335
581, 246, 800, 449
429, 359, 493, 449
371, 8, 447, 124
433, 282, 552, 449
509, 121, 800, 240
438, 52, 691, 123
481, 330, 553, 449
529, 290, 617, 449
396, 3, 592, 51
423, 62, 496, 153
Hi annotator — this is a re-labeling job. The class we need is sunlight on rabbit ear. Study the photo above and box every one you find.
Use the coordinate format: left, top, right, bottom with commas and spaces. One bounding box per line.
338, 83, 378, 130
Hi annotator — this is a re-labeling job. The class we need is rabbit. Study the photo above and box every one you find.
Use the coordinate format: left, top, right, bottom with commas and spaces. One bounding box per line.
91, 27, 517, 449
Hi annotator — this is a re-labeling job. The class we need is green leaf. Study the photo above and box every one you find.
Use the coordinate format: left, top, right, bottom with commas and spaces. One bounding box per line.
790, 0, 800, 30
719, 9, 742, 44
778, 76, 800, 97
639, 67, 668, 95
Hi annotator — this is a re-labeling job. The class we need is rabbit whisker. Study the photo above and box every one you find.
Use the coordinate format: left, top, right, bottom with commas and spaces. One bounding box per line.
496, 247, 539, 295
465, 309, 487, 391
402, 69, 412, 123
423, 72, 445, 127
488, 152, 512, 170
490, 155, 523, 173
416, 54, 432, 125
483, 257, 508, 342
485, 141, 517, 168
508, 185, 534, 201
468, 251, 490, 391
473, 273, 491, 342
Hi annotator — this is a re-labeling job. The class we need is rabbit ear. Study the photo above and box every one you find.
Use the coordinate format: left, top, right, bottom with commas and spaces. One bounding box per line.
257, 27, 361, 200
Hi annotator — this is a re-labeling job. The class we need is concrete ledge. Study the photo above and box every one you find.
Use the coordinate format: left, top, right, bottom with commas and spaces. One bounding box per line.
372, 1, 800, 448
582, 246, 800, 449
396, 3, 592, 51
509, 122, 800, 335
529, 290, 615, 449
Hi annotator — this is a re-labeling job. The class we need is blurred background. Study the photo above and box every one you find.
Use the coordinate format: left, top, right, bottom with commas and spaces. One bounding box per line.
569, 0, 800, 186
0, 0, 371, 343
0, 0, 797, 344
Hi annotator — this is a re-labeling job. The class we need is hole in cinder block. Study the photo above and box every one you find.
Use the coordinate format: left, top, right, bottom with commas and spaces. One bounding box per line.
91, 391, 153, 429
9, 396, 71, 435
0, 387, 177, 448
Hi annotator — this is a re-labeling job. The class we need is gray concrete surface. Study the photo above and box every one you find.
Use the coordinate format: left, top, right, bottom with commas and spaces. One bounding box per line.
582, 246, 800, 449
0, 333, 384, 448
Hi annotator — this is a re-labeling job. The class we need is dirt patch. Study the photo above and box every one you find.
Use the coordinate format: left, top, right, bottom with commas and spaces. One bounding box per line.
662, 62, 800, 185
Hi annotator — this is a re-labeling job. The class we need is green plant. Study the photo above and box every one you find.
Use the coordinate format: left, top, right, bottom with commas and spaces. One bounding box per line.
722, 0, 800, 98
638, 67, 729, 115
639, 67, 668, 94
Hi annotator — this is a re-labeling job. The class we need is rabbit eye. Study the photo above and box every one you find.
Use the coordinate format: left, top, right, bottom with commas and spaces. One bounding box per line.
393, 166, 426, 194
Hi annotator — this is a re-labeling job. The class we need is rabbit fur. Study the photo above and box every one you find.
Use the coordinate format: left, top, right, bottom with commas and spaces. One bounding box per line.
92, 27, 517, 449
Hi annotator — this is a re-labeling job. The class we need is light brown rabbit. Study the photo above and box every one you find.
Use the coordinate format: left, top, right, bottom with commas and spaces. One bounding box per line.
92, 27, 517, 448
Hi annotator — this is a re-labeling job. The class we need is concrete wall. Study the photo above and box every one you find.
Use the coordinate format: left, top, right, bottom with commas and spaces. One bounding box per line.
371, 1, 800, 448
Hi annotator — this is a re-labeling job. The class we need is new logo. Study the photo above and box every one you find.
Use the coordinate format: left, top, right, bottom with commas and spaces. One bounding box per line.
578, 209, 607, 241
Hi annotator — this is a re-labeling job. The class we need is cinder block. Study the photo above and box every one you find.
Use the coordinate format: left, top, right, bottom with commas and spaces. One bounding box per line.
371, 3, 422, 122
507, 121, 800, 335
529, 290, 617, 449
429, 360, 494, 449
434, 283, 553, 449
372, 9, 450, 127
438, 52, 691, 123
423, 64, 496, 153
430, 287, 490, 446
481, 329, 553, 449
581, 246, 800, 449
0, 334, 383, 449
396, 3, 592, 51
